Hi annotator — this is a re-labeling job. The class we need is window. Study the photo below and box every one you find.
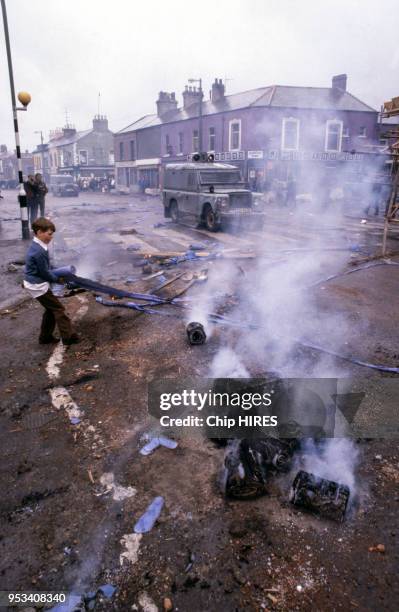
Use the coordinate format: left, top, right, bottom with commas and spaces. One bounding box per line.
119, 141, 124, 161
79, 150, 88, 165
130, 140, 136, 160
178, 132, 184, 154
282, 118, 299, 151
359, 126, 367, 138
192, 129, 199, 152
209, 127, 215, 151
229, 120, 241, 151
325, 120, 343, 152
342, 126, 349, 138
165, 134, 172, 155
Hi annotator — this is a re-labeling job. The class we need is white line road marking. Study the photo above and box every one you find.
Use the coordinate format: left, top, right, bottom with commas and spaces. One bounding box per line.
46, 343, 65, 381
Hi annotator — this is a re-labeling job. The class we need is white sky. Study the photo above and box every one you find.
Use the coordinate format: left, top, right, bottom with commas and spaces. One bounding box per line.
1, 0, 398, 151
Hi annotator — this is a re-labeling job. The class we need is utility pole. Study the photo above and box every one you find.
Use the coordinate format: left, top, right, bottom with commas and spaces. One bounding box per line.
1, 0, 31, 239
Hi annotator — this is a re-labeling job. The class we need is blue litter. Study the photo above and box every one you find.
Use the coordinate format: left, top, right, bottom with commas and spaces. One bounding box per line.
140, 437, 161, 455
97, 584, 117, 598
134, 496, 164, 533
70, 417, 81, 425
140, 436, 177, 455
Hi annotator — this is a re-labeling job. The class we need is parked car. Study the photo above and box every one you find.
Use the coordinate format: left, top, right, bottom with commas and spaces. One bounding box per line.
49, 174, 79, 197
163, 161, 265, 231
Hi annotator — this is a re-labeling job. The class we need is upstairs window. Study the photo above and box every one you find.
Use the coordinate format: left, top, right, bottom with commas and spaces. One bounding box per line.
282, 118, 299, 150
119, 141, 124, 161
192, 129, 199, 152
325, 120, 343, 152
209, 127, 215, 151
165, 134, 172, 155
229, 120, 241, 151
130, 140, 136, 160
359, 126, 367, 138
342, 126, 349, 138
178, 132, 184, 154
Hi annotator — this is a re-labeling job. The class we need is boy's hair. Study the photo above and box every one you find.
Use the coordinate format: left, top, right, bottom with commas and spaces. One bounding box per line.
32, 217, 56, 234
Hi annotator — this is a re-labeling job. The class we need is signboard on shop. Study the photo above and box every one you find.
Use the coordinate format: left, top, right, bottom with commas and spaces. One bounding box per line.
268, 150, 363, 162
247, 150, 264, 159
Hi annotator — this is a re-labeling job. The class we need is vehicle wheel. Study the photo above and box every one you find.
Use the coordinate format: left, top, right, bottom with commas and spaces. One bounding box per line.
170, 200, 179, 223
204, 204, 220, 232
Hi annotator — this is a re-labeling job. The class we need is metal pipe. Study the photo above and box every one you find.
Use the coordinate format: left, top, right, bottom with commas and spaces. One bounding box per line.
1, 0, 29, 239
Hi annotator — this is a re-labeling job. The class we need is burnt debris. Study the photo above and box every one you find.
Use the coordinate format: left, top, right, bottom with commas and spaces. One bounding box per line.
290, 470, 350, 521
224, 437, 297, 499
186, 321, 206, 345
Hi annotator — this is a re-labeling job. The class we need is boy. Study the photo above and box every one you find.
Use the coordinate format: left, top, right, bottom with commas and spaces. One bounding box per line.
24, 217, 80, 345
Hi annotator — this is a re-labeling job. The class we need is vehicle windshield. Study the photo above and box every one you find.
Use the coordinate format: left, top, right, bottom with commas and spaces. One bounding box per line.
199, 171, 241, 185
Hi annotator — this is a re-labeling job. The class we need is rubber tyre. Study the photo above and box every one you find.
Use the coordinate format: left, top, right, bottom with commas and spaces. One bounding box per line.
204, 204, 220, 232
170, 200, 179, 223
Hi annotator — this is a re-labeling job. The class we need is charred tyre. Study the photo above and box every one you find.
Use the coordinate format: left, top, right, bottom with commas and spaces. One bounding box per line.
170, 200, 179, 223
203, 204, 220, 232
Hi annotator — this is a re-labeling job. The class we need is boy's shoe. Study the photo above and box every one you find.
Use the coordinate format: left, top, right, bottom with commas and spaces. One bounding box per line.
39, 336, 60, 345
62, 334, 81, 346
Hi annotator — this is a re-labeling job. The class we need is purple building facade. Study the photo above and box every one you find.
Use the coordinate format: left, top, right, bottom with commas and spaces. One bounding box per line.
115, 75, 384, 193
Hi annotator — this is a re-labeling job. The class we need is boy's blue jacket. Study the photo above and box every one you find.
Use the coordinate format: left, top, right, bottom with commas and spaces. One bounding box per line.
24, 241, 58, 284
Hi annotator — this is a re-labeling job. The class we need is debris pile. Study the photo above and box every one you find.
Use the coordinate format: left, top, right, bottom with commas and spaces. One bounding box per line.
290, 470, 350, 521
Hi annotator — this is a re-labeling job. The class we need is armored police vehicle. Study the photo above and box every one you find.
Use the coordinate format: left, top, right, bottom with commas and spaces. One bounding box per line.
163, 157, 265, 231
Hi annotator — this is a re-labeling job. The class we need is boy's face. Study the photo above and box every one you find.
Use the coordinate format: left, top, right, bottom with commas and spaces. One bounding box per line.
36, 229, 54, 244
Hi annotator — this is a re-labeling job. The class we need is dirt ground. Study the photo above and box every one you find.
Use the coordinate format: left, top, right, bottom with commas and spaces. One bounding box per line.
1, 191, 399, 611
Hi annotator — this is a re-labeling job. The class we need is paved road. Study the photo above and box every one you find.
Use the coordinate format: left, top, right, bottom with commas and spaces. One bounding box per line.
1, 190, 399, 611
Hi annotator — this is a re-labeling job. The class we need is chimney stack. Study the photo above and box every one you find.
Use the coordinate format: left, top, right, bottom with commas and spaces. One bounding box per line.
156, 91, 178, 117
92, 115, 109, 131
331, 74, 347, 93
211, 78, 225, 103
182, 85, 202, 110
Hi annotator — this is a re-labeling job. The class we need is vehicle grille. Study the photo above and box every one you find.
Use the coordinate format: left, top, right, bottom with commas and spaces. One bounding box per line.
229, 193, 252, 209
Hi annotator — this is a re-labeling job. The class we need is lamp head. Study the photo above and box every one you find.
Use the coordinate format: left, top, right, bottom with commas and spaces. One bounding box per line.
17, 91, 31, 107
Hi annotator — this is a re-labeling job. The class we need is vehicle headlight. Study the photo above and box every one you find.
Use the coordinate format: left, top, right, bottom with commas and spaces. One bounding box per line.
215, 197, 229, 208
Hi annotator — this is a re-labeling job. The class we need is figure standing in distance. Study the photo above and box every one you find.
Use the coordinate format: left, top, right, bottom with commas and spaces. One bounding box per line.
24, 174, 38, 225
35, 173, 48, 217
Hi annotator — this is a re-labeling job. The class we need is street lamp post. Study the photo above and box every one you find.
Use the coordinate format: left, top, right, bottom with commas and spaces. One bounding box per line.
1, 0, 31, 239
189, 78, 203, 153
